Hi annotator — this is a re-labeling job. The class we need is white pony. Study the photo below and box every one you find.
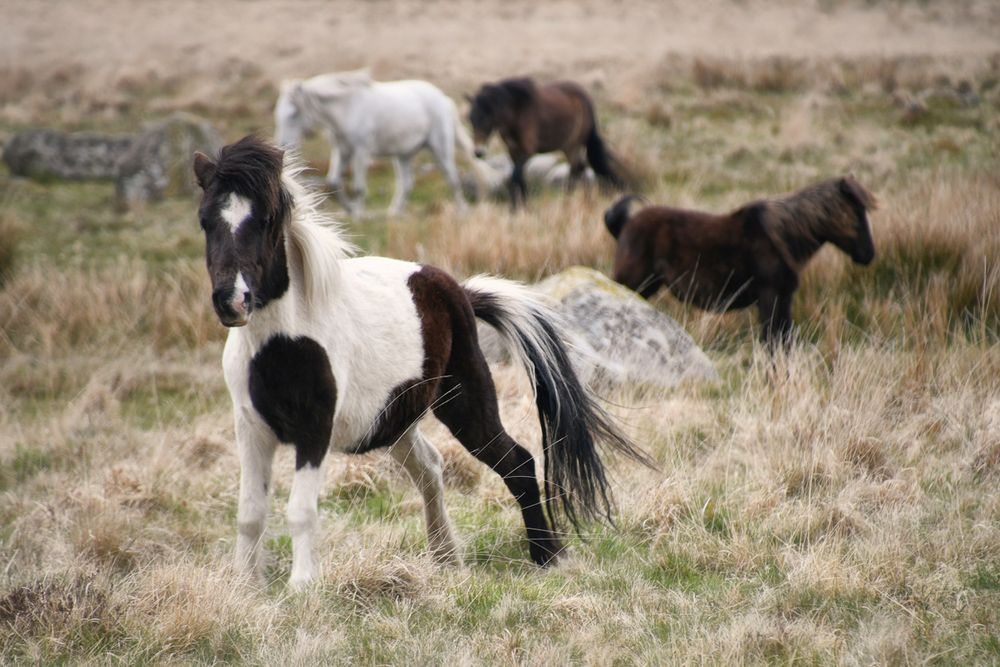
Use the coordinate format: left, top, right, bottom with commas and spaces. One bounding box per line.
275, 69, 476, 216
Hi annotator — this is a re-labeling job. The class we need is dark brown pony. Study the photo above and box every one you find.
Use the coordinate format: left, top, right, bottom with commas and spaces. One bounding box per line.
604, 176, 877, 349
467, 77, 622, 207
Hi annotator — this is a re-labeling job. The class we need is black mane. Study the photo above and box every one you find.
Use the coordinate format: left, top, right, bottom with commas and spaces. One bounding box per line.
475, 77, 537, 111
497, 77, 537, 107
213, 135, 288, 220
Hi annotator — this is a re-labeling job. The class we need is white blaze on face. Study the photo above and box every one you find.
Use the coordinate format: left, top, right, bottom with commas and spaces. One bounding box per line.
221, 193, 253, 234
232, 272, 250, 315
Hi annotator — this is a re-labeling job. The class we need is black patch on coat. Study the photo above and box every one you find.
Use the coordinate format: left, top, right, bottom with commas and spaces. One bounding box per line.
249, 335, 336, 469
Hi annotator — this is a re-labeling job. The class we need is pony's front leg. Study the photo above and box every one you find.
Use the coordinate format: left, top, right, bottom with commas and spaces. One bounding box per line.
287, 460, 325, 589
758, 289, 794, 352
348, 151, 371, 218
325, 143, 345, 191
388, 155, 414, 216
234, 416, 277, 583
508, 158, 528, 209
327, 142, 354, 213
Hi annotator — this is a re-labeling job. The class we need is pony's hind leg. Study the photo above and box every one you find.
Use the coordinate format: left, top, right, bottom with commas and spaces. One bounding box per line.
432, 358, 564, 566
234, 418, 277, 583
429, 122, 467, 212
566, 147, 589, 192
389, 428, 461, 564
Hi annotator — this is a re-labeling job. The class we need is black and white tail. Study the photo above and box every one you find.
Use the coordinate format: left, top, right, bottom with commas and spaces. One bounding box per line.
462, 275, 653, 530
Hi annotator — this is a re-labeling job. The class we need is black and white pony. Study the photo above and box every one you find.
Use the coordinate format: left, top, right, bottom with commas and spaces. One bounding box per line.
193, 136, 648, 587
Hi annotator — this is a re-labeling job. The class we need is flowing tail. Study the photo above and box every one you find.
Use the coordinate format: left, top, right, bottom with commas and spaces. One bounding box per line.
583, 99, 625, 190
462, 275, 654, 530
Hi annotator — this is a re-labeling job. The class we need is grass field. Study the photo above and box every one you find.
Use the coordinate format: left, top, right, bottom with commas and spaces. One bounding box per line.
2, 1, 1000, 663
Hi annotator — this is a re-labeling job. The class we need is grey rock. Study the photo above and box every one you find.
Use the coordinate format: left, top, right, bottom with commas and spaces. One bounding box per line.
3, 129, 134, 180
467, 153, 596, 200
480, 266, 718, 390
115, 113, 222, 209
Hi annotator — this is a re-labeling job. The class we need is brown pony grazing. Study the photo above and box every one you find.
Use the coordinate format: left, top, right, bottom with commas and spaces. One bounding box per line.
467, 77, 622, 207
604, 176, 877, 349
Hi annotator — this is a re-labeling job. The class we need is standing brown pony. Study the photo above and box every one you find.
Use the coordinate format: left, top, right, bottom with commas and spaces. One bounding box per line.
604, 176, 877, 349
467, 77, 622, 207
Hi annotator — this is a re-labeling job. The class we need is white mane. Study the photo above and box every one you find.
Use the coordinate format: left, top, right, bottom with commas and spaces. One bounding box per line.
280, 154, 356, 309
302, 69, 373, 97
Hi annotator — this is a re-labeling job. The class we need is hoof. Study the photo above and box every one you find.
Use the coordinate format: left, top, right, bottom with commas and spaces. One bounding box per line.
529, 537, 565, 567
288, 575, 315, 592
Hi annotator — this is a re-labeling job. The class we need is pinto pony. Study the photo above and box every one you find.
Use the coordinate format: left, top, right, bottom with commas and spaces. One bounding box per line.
193, 137, 648, 587
467, 77, 622, 207
604, 177, 877, 349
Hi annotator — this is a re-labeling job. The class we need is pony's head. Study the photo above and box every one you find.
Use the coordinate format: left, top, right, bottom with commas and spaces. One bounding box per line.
833, 175, 877, 266
466, 85, 500, 158
765, 175, 878, 270
274, 80, 310, 149
467, 78, 535, 158
193, 136, 292, 327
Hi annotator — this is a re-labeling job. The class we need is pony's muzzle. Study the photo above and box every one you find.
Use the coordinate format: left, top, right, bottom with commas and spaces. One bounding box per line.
852, 246, 875, 266
212, 286, 252, 327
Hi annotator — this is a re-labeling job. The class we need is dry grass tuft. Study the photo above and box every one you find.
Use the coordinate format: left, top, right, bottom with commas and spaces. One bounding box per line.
0, 211, 19, 286
438, 442, 482, 491
326, 555, 426, 606
839, 438, 892, 480
0, 260, 220, 357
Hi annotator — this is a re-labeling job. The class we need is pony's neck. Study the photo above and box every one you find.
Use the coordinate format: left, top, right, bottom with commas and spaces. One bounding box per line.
764, 204, 828, 271
307, 90, 355, 136
278, 172, 351, 318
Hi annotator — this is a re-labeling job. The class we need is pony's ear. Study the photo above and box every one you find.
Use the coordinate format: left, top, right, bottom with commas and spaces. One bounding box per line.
193, 151, 216, 189
840, 174, 878, 211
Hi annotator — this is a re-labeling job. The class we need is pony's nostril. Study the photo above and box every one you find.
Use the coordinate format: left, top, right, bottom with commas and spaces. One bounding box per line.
212, 288, 230, 312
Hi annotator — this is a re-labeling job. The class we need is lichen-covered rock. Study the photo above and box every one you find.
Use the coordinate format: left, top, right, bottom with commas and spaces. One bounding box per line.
2, 130, 134, 180
115, 113, 221, 209
480, 266, 718, 390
